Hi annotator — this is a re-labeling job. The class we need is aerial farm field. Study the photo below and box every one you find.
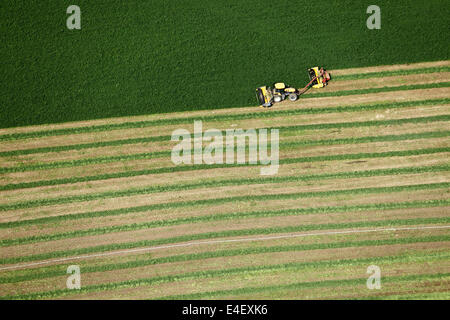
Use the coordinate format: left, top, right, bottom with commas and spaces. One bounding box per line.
1, 60, 449, 299
0, 1, 449, 300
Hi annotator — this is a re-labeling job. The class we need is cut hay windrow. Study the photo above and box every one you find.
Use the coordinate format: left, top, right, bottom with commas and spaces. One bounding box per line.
1, 180, 448, 228
281, 130, 450, 148
3, 254, 449, 300
281, 147, 448, 165
1, 98, 448, 142
2, 164, 448, 213
2, 197, 449, 246
1, 114, 449, 173
157, 272, 450, 300
2, 146, 448, 192
1, 127, 448, 158
1, 216, 449, 265
2, 197, 447, 231
305, 82, 450, 98
2, 235, 448, 285
332, 66, 450, 81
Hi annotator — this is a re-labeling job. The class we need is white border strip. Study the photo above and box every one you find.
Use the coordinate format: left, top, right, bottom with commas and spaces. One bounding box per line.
1, 225, 449, 271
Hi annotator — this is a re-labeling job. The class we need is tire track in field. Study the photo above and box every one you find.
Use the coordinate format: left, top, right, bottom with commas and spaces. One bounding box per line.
2, 216, 449, 266
1, 234, 448, 286
1, 225, 449, 272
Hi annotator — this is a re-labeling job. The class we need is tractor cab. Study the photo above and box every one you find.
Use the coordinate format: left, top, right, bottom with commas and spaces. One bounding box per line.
273, 82, 288, 102
273, 82, 299, 102
273, 82, 287, 93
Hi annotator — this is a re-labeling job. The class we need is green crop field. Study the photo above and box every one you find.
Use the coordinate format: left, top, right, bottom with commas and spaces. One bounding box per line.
0, 1, 449, 302
1, 0, 449, 128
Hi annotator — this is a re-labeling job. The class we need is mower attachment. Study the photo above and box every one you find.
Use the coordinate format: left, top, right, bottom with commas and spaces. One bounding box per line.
308, 67, 331, 88
255, 86, 274, 108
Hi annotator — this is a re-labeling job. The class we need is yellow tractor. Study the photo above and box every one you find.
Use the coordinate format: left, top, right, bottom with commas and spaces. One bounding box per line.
256, 66, 330, 108
272, 82, 300, 103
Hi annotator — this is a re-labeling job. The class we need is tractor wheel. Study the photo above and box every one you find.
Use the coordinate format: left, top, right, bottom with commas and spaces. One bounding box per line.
274, 95, 282, 103
288, 93, 298, 101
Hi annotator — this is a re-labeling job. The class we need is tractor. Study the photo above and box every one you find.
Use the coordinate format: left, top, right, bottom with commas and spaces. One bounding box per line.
256, 67, 330, 108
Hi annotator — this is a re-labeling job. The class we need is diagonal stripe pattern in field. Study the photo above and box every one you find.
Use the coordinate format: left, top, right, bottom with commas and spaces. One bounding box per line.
0, 61, 449, 300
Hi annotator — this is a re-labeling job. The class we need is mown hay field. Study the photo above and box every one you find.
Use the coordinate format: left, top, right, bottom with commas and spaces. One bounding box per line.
1, 1, 449, 128
0, 61, 449, 299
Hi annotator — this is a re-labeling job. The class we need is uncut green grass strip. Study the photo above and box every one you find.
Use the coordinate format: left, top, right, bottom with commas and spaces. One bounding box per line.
1, 114, 449, 174
1, 235, 448, 285
2, 146, 448, 192
332, 66, 450, 81
1, 126, 447, 159
1, 216, 449, 265
0, 98, 447, 142
1, 181, 448, 228
305, 82, 450, 98
3, 254, 449, 300
2, 197, 449, 246
157, 273, 450, 300
2, 164, 448, 213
